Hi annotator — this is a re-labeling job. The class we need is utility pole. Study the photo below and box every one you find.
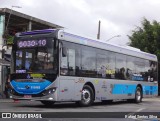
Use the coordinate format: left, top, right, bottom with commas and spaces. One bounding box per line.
97, 20, 101, 39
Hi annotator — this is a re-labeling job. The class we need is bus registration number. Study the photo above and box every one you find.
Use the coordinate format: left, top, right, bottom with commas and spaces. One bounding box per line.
24, 95, 32, 98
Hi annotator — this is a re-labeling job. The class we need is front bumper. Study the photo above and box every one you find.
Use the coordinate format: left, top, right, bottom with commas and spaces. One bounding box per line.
9, 93, 56, 101
9, 88, 57, 101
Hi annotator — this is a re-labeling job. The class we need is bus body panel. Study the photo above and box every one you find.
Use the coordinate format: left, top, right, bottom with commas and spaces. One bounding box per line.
58, 76, 75, 101
57, 76, 158, 101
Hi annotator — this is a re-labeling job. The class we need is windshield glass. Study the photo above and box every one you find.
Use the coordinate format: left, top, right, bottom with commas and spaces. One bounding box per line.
14, 37, 57, 74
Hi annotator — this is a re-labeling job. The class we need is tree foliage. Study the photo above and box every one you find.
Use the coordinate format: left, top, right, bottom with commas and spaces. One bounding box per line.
128, 18, 160, 60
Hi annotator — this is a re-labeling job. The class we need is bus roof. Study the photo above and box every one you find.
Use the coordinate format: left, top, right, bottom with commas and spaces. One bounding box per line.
19, 29, 56, 36
16, 29, 157, 61
58, 30, 157, 62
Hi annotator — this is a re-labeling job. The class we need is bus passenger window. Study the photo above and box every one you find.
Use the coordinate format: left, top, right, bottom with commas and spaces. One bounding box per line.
81, 47, 96, 77
115, 54, 126, 80
147, 61, 157, 82
60, 47, 76, 76
97, 53, 107, 78
61, 48, 68, 75
68, 49, 75, 76
126, 56, 136, 80
135, 58, 145, 81
75, 47, 81, 76
108, 52, 116, 79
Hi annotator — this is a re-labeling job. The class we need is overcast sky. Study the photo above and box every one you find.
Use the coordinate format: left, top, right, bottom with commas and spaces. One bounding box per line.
1, 0, 160, 45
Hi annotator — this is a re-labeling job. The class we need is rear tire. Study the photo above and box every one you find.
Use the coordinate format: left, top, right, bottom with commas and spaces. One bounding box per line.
41, 101, 55, 106
135, 87, 142, 103
77, 85, 94, 107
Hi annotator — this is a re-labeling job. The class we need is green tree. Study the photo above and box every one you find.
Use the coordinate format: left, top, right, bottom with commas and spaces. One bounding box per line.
128, 18, 160, 59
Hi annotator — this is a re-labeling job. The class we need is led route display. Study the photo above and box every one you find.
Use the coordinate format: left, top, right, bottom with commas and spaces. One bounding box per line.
18, 39, 47, 48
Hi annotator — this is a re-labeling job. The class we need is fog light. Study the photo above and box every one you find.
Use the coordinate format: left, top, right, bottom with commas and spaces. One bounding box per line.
48, 97, 53, 100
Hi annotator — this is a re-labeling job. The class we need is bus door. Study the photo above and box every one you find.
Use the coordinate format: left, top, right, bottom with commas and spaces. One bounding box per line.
59, 48, 75, 101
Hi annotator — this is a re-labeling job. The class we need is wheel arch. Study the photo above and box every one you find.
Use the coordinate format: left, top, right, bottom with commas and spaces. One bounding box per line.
84, 82, 95, 100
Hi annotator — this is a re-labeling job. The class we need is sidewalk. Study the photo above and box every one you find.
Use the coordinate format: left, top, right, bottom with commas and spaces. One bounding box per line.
143, 96, 160, 101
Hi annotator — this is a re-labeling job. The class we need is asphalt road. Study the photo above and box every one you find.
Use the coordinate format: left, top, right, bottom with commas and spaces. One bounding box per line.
0, 97, 160, 121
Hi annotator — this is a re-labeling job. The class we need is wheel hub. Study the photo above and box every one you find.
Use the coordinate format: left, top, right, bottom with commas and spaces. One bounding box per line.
137, 90, 141, 101
82, 89, 91, 103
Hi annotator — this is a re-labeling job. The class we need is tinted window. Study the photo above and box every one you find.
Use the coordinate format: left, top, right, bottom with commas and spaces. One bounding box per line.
108, 51, 116, 79
126, 56, 136, 80
134, 58, 145, 81
60, 41, 77, 76
148, 61, 157, 82
60, 41, 157, 82
115, 53, 127, 80
81, 46, 96, 77
97, 51, 108, 78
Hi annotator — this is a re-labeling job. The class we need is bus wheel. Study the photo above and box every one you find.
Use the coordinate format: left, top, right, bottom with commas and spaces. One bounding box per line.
78, 85, 94, 107
40, 101, 55, 106
135, 87, 142, 103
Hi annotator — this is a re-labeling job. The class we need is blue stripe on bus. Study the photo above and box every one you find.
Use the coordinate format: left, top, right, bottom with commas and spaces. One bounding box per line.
112, 84, 137, 94
143, 85, 158, 95
10, 80, 51, 94
112, 84, 158, 95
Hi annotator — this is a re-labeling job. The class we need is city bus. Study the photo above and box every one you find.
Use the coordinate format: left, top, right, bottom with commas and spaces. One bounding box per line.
9, 29, 158, 106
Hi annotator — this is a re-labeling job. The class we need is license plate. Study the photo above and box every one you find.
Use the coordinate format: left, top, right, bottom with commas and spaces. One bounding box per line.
24, 95, 32, 98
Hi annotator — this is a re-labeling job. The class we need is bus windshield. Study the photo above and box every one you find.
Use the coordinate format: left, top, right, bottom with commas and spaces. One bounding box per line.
13, 37, 57, 74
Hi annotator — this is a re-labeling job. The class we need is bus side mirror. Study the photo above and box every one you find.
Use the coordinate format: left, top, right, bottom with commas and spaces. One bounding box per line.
62, 47, 67, 57
2, 49, 5, 58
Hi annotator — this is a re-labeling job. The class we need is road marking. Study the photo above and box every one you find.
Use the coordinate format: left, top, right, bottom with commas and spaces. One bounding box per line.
136, 108, 145, 112
125, 108, 146, 120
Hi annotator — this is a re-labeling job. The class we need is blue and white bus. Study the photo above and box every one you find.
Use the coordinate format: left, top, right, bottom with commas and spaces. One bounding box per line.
9, 29, 158, 106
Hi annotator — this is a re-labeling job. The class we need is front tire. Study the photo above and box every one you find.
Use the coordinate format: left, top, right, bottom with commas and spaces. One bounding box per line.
135, 87, 142, 103
77, 85, 94, 107
41, 101, 55, 106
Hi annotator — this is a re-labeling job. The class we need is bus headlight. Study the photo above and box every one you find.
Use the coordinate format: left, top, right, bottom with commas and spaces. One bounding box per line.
42, 88, 56, 96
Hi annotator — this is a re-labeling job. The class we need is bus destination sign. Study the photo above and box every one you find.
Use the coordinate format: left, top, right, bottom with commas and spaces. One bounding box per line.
17, 39, 47, 48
